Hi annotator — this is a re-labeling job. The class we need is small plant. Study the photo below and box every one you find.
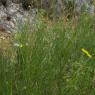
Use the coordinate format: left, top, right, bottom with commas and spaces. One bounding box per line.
63, 0, 75, 18
21, 0, 32, 10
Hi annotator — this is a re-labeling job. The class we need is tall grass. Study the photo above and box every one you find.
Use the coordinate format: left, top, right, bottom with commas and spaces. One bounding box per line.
0, 13, 95, 95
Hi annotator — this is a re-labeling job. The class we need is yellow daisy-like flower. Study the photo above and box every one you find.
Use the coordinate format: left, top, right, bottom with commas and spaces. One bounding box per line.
81, 48, 92, 58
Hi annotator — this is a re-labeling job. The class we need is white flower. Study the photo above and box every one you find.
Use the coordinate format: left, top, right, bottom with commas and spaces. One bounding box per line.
14, 43, 20, 47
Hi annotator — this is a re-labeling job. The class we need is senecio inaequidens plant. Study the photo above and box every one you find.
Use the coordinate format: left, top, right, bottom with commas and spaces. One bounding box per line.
1, 12, 95, 95
81, 48, 92, 58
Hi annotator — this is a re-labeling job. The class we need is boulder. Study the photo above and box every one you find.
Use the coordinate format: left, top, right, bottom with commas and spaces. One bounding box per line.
0, 2, 37, 33
75, 0, 95, 14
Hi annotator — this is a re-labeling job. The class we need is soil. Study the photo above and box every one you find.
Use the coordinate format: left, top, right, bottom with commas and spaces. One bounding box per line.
0, 27, 11, 51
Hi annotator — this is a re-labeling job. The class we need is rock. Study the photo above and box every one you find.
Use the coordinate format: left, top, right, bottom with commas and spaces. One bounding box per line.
75, 0, 95, 14
12, 0, 20, 4
0, 2, 37, 33
0, 0, 94, 33
7, 3, 20, 15
54, 0, 63, 18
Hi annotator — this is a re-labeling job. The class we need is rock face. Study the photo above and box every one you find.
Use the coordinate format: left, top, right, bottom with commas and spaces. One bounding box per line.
75, 0, 95, 14
0, 2, 36, 33
35, 0, 95, 17
0, 0, 94, 33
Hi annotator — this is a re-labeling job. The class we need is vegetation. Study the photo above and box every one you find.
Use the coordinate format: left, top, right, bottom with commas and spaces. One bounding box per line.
0, 12, 95, 95
21, 0, 76, 18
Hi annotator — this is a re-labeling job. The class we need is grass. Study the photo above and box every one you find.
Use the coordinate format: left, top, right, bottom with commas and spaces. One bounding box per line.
0, 13, 95, 95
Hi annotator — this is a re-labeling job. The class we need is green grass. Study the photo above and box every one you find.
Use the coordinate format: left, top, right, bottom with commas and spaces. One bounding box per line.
1, 13, 95, 95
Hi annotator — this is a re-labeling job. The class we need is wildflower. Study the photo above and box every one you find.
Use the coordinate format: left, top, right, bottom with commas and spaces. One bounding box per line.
19, 44, 23, 48
25, 42, 28, 46
14, 42, 28, 48
81, 48, 92, 58
28, 5, 31, 9
14, 43, 20, 47
14, 43, 23, 48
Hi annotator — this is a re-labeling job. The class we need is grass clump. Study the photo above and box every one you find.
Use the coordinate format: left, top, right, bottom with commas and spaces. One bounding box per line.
1, 14, 95, 95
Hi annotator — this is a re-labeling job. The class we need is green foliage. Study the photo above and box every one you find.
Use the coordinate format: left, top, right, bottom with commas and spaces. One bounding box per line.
1, 14, 95, 95
21, 0, 31, 10
63, 0, 75, 18
21, 0, 42, 10
21, 0, 76, 19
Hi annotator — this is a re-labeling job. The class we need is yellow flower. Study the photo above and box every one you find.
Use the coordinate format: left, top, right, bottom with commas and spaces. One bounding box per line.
81, 48, 92, 58
20, 44, 23, 48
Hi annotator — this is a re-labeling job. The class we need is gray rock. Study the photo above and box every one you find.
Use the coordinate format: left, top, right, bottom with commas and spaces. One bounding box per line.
0, 0, 94, 33
0, 2, 37, 33
55, 0, 63, 17
75, 0, 95, 14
